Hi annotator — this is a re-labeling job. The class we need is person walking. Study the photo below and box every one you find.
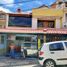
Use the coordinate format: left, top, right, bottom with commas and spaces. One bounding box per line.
9, 42, 16, 58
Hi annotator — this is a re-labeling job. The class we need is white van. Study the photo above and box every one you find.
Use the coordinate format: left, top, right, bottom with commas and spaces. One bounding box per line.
39, 41, 67, 67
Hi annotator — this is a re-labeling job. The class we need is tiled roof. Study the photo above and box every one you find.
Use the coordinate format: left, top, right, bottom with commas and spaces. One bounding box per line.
0, 27, 67, 34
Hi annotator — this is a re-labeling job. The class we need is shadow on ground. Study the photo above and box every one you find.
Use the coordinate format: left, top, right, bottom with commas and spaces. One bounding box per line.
0, 56, 39, 67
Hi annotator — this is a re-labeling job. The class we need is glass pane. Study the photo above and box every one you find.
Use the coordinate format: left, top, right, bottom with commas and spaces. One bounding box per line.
49, 43, 64, 51
1, 35, 4, 44
16, 36, 24, 41
24, 43, 31, 49
25, 37, 31, 42
64, 42, 67, 48
9, 16, 32, 27
0, 14, 6, 19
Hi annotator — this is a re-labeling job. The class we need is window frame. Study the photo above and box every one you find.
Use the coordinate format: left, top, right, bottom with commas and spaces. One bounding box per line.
37, 20, 54, 28
49, 42, 64, 51
0, 14, 6, 19
64, 42, 67, 48
8, 16, 32, 27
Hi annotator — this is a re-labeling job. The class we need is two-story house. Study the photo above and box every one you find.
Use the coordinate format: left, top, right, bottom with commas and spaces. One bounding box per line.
0, 9, 43, 57
57, 0, 67, 28
0, 1, 67, 57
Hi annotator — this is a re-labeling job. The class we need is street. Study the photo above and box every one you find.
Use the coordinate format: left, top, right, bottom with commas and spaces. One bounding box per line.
13, 64, 41, 67
0, 57, 67, 67
14, 65, 67, 67
13, 64, 67, 67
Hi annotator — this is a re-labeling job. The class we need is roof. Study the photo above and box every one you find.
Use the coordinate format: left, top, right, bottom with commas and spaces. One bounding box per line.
8, 13, 32, 17
37, 5, 48, 8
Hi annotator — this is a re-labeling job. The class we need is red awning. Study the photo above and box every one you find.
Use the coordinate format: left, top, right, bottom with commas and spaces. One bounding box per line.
0, 27, 67, 34
0, 27, 43, 34
43, 28, 67, 34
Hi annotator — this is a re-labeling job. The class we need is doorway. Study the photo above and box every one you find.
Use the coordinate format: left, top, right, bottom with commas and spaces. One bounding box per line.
0, 34, 6, 56
16, 35, 38, 58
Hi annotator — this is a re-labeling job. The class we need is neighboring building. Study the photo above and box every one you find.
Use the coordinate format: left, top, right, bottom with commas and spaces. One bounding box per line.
32, 0, 67, 45
56, 0, 67, 28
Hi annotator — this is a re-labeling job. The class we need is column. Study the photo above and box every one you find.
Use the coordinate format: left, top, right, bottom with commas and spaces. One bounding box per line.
44, 35, 46, 43
62, 13, 66, 28
6, 14, 9, 28
55, 18, 61, 28
32, 18, 37, 29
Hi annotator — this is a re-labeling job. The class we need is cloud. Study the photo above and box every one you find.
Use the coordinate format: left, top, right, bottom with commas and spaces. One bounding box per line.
0, 0, 14, 7
0, 7, 12, 13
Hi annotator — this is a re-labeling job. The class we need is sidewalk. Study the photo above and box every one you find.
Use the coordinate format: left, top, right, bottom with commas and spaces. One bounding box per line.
0, 56, 39, 67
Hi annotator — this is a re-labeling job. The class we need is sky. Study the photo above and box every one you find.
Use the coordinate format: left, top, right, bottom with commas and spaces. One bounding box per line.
0, 0, 56, 12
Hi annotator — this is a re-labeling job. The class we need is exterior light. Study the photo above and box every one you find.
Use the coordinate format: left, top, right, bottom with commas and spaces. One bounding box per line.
43, 29, 47, 32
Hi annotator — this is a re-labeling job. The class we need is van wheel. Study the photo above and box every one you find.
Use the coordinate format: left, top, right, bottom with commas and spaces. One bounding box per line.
43, 60, 56, 67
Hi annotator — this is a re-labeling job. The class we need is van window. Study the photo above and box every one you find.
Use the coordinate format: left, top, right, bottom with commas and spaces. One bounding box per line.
64, 42, 67, 48
49, 42, 64, 51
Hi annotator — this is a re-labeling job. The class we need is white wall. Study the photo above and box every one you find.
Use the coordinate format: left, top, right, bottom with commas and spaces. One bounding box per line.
6, 14, 9, 28
56, 2, 65, 9
32, 18, 37, 29
55, 18, 61, 28
62, 13, 66, 28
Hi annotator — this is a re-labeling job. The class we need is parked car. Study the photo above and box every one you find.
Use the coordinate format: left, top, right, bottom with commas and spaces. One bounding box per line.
39, 41, 67, 67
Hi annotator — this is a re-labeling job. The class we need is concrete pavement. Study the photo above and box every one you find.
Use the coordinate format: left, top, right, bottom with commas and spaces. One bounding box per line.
0, 56, 39, 67
13, 64, 41, 67
0, 57, 66, 67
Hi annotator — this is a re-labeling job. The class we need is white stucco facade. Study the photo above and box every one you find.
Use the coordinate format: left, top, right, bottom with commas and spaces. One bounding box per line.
55, 18, 61, 28
32, 18, 37, 29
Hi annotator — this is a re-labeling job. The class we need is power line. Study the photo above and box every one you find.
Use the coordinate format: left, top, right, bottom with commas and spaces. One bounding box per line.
0, 0, 40, 6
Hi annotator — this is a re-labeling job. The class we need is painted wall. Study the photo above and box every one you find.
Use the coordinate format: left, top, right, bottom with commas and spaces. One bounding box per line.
32, 18, 37, 29
55, 18, 61, 28
0, 13, 6, 28
32, 9, 63, 17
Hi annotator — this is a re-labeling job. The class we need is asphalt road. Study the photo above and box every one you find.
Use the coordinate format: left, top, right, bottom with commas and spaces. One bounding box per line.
14, 64, 67, 67
13, 64, 41, 67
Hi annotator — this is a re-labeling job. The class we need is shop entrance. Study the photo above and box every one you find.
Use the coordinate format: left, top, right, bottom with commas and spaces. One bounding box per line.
46, 34, 67, 42
7, 34, 38, 58
16, 35, 38, 58
0, 34, 6, 56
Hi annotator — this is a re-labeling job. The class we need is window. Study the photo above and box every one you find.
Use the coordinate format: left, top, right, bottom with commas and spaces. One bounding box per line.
65, 14, 67, 22
0, 14, 6, 19
58, 4, 61, 8
16, 37, 24, 41
49, 42, 64, 51
38, 22, 44, 27
8, 16, 32, 27
24, 43, 31, 48
38, 20, 54, 28
25, 37, 31, 42
0, 35, 4, 44
64, 42, 67, 48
